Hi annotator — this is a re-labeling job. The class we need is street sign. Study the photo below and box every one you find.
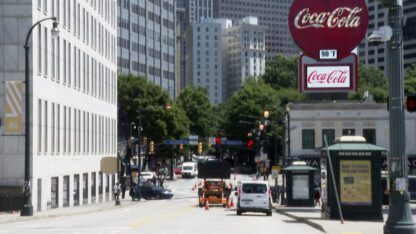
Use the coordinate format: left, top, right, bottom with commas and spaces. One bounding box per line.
221, 140, 243, 146
208, 137, 216, 145
163, 139, 187, 145
188, 135, 199, 145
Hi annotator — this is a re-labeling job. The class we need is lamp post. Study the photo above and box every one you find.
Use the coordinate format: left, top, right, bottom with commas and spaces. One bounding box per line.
381, 0, 416, 233
21, 17, 59, 217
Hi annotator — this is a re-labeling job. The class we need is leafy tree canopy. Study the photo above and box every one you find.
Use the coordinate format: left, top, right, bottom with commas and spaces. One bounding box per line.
262, 54, 298, 90
176, 86, 216, 138
405, 63, 416, 95
118, 74, 189, 143
349, 64, 387, 102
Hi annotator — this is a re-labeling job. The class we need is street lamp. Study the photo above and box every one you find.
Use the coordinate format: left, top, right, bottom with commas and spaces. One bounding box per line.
380, 0, 416, 233
21, 17, 59, 217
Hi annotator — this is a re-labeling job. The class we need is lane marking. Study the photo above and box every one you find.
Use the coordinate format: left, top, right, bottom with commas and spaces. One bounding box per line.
129, 206, 194, 228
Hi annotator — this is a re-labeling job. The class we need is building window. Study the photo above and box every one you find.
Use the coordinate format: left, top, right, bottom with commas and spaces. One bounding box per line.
363, 129, 376, 144
302, 129, 315, 149
51, 177, 59, 208
91, 172, 96, 203
74, 174, 80, 206
63, 175, 70, 207
38, 27, 42, 74
83, 173, 88, 205
44, 100, 48, 153
322, 129, 335, 146
38, 99, 42, 153
342, 129, 355, 136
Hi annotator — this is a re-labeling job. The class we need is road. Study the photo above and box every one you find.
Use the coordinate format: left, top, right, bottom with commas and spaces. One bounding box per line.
0, 175, 322, 234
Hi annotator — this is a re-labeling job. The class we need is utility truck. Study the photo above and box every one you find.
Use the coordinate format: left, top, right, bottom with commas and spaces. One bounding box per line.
197, 161, 231, 207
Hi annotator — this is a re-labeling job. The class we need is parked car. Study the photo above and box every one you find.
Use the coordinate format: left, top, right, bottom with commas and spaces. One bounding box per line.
140, 171, 156, 183
174, 165, 182, 175
140, 184, 173, 200
237, 181, 272, 216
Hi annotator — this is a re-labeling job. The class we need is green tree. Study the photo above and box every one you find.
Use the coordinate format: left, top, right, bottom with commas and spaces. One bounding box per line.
405, 63, 416, 94
349, 64, 387, 102
262, 54, 298, 90
222, 78, 280, 140
118, 74, 189, 143
176, 86, 216, 138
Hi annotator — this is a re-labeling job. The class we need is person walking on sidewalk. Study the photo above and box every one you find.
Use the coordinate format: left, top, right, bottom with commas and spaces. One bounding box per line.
314, 183, 321, 206
113, 183, 121, 201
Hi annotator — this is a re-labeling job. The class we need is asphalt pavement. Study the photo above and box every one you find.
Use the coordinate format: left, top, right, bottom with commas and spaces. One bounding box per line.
2, 175, 416, 234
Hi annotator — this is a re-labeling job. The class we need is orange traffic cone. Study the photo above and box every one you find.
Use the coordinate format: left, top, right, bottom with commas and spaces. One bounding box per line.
205, 201, 210, 210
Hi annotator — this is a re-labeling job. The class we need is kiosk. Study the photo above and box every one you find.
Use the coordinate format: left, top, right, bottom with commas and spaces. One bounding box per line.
283, 161, 317, 207
320, 136, 387, 220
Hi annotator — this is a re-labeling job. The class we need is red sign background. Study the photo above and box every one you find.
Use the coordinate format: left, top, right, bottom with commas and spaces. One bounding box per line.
288, 0, 368, 60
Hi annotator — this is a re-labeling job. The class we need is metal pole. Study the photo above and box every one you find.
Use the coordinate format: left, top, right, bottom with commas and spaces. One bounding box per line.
115, 152, 121, 206
136, 123, 141, 201
324, 136, 344, 223
383, 1, 416, 233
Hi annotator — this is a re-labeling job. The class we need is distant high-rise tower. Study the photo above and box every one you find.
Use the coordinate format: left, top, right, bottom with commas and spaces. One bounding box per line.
176, 0, 215, 95
222, 17, 266, 99
117, 0, 176, 97
214, 0, 298, 60
359, 0, 416, 72
185, 18, 224, 104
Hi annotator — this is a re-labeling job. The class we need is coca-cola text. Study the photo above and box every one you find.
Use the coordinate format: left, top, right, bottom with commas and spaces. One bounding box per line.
294, 7, 363, 29
307, 69, 349, 84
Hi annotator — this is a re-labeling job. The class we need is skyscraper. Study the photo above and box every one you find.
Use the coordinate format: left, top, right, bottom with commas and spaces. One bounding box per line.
117, 0, 176, 97
359, 0, 416, 72
214, 0, 298, 60
0, 0, 118, 211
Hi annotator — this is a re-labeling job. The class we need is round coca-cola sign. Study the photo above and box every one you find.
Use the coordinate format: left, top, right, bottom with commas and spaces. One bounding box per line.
288, 0, 368, 60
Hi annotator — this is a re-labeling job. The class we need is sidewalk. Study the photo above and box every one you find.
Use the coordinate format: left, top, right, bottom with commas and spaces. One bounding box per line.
0, 198, 138, 225
273, 203, 416, 234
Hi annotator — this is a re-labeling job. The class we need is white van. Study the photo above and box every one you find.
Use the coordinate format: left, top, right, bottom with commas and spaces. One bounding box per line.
237, 181, 272, 216
181, 162, 198, 178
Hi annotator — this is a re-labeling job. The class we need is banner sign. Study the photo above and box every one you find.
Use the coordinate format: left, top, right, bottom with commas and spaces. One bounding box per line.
288, 0, 368, 61
4, 81, 23, 135
299, 53, 358, 93
340, 160, 372, 205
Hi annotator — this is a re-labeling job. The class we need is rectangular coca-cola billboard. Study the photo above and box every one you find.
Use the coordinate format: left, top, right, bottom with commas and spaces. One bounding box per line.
299, 53, 358, 93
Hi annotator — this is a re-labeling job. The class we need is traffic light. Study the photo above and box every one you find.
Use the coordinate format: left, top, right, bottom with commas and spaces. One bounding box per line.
247, 139, 254, 148
198, 142, 203, 155
215, 137, 221, 145
150, 140, 154, 154
143, 137, 148, 145
179, 144, 183, 150
406, 95, 416, 113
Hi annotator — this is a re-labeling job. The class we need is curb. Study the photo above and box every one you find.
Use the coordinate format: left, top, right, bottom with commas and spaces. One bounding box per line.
273, 206, 326, 233
0, 200, 139, 225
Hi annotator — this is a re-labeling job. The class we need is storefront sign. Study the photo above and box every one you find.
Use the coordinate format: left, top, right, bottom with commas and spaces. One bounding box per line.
340, 160, 372, 205
288, 0, 368, 60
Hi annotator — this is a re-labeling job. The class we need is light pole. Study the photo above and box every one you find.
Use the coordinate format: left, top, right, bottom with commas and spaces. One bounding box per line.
21, 17, 59, 217
381, 0, 416, 233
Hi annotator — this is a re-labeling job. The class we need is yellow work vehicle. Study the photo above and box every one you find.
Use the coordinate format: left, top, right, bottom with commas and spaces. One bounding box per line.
197, 161, 231, 207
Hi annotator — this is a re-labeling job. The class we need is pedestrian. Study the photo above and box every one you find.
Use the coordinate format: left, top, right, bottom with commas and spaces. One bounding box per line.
130, 182, 136, 201
113, 183, 120, 201
314, 183, 321, 206
121, 183, 126, 199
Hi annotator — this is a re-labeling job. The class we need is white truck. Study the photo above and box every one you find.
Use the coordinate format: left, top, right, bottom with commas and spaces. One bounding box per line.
181, 162, 198, 178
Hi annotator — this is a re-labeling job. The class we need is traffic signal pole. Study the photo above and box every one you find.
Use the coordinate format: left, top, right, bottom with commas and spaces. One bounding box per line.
382, 0, 416, 233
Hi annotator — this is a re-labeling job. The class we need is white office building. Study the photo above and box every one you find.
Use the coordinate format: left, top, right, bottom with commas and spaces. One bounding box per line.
222, 16, 266, 100
185, 18, 224, 104
0, 0, 118, 212
117, 0, 176, 97
285, 101, 416, 173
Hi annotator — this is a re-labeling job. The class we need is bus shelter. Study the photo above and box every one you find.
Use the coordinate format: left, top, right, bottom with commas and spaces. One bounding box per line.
283, 162, 317, 207
320, 136, 387, 220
